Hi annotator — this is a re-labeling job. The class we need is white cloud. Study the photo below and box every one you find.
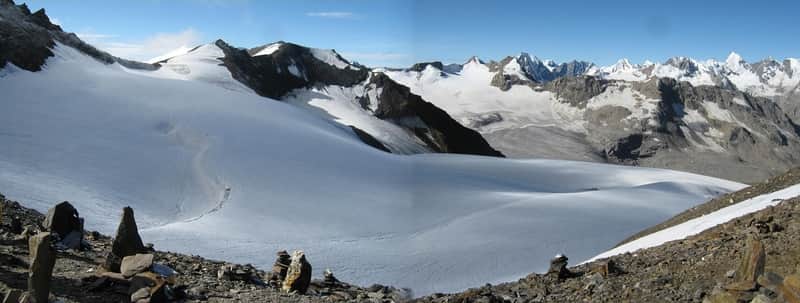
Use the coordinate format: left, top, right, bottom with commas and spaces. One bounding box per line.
305, 11, 355, 19
50, 17, 61, 26
76, 28, 203, 62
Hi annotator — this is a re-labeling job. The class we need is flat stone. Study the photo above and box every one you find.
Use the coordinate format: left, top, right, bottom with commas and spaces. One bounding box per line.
725, 281, 757, 292
121, 254, 154, 278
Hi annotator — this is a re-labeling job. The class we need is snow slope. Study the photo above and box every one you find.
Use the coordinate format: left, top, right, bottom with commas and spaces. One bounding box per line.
382, 64, 585, 135
0, 43, 746, 295
590, 184, 800, 262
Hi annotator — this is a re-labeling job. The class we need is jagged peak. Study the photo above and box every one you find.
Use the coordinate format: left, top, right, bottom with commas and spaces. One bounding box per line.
726, 51, 745, 66
464, 56, 484, 65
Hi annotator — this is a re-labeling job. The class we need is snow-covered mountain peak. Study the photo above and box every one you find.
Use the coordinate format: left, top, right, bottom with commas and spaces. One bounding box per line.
726, 51, 745, 67
465, 56, 484, 65
608, 58, 634, 72
251, 41, 284, 57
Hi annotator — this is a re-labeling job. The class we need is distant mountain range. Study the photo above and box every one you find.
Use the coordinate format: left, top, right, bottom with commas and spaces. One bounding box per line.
2, 0, 798, 184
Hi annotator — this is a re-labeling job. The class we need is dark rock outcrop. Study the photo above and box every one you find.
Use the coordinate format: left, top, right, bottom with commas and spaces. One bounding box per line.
349, 126, 390, 153
545, 76, 609, 108
216, 40, 368, 99
0, 0, 154, 72
408, 61, 444, 73
370, 73, 504, 157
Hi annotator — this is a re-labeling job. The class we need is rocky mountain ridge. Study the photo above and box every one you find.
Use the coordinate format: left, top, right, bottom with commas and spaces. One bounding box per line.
0, 0, 502, 158
385, 54, 800, 183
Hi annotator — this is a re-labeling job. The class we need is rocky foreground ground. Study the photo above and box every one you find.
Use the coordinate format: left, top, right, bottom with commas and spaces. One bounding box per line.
0, 194, 410, 303
1, 168, 800, 303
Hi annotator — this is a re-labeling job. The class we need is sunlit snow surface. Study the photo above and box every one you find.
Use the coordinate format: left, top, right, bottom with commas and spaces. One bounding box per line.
0, 44, 745, 295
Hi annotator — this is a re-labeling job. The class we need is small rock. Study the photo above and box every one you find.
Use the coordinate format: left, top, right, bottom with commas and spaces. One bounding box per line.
28, 232, 57, 303
282, 250, 312, 294
726, 270, 736, 279
750, 294, 772, 303
130, 287, 150, 302
120, 253, 154, 278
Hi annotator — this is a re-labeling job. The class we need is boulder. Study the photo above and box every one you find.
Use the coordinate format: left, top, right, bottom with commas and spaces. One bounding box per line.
28, 232, 56, 303
547, 254, 572, 279
120, 254, 154, 278
282, 250, 312, 294
736, 235, 765, 283
105, 207, 146, 272
42, 201, 84, 249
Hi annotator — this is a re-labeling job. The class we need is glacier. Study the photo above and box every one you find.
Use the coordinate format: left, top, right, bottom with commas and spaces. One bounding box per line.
0, 43, 746, 295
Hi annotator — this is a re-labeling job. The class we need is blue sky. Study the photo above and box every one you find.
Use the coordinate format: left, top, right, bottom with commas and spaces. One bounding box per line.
27, 0, 800, 67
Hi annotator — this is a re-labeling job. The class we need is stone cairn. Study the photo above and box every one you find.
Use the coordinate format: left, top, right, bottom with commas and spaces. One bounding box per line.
28, 231, 56, 303
267, 250, 292, 288
104, 206, 146, 272
547, 254, 572, 280
704, 234, 800, 303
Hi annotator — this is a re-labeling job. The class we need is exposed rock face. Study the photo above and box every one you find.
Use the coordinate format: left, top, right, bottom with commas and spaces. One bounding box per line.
42, 201, 84, 249
216, 40, 368, 100
0, 1, 153, 72
370, 73, 504, 157
349, 126, 390, 153
105, 207, 146, 272
545, 76, 609, 108
409, 61, 444, 73
283, 250, 312, 294
28, 232, 56, 303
